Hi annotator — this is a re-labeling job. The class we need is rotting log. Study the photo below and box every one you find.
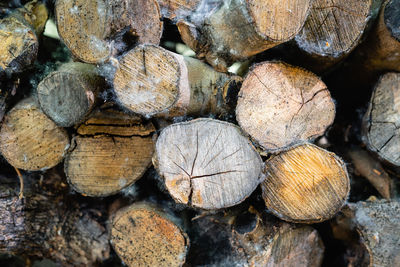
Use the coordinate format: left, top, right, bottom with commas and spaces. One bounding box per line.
0, 0, 48, 76
236, 61, 335, 152
336, 200, 400, 267
0, 171, 110, 266
177, 0, 312, 71
0, 98, 70, 171
189, 207, 325, 266
362, 72, 400, 168
37, 62, 105, 127
293, 0, 382, 73
261, 143, 350, 223
110, 202, 189, 267
153, 118, 263, 210
64, 107, 155, 197
55, 0, 163, 64
113, 44, 241, 118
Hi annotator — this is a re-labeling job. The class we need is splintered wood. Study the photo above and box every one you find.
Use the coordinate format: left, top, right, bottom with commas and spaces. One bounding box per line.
363, 72, 400, 167
113, 44, 241, 117
110, 203, 189, 267
65, 109, 155, 196
236, 62, 335, 152
55, 0, 163, 63
261, 143, 350, 223
154, 118, 262, 210
0, 99, 70, 171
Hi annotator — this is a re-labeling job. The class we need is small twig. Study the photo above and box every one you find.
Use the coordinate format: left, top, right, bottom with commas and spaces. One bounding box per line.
13, 166, 24, 199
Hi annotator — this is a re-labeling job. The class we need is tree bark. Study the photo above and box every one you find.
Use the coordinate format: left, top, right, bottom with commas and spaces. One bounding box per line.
177, 0, 312, 71
293, 0, 382, 73
236, 61, 335, 152
261, 143, 350, 223
64, 107, 155, 197
0, 98, 70, 171
55, 0, 163, 64
37, 62, 105, 127
362, 72, 400, 168
0, 171, 110, 266
113, 44, 242, 118
110, 202, 189, 267
154, 118, 263, 210
0, 0, 48, 77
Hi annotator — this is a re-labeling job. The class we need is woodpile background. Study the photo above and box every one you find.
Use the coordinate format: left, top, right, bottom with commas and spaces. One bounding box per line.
0, 0, 399, 266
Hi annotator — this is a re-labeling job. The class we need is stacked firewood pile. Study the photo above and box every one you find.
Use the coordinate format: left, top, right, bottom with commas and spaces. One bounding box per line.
0, 0, 399, 266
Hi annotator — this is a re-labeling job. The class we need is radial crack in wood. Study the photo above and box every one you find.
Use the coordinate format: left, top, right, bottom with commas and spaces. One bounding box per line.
363, 72, 400, 167
261, 143, 350, 223
154, 118, 263, 210
236, 61, 335, 152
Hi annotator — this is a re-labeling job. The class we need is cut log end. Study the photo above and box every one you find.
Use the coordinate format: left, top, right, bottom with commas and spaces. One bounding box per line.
236, 61, 335, 152
0, 16, 38, 75
158, 0, 201, 19
295, 0, 375, 58
110, 203, 189, 267
384, 0, 400, 42
55, 0, 162, 64
247, 0, 311, 42
37, 62, 103, 127
114, 44, 182, 116
155, 118, 262, 210
0, 99, 70, 171
261, 143, 350, 223
65, 110, 154, 197
363, 72, 400, 167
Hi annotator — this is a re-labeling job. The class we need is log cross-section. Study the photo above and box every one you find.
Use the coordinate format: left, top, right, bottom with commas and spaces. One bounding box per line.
154, 118, 263, 210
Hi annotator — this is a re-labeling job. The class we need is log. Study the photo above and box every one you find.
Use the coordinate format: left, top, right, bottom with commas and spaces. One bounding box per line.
64, 108, 155, 197
348, 147, 393, 199
177, 0, 312, 71
55, 0, 163, 64
293, 0, 381, 73
0, 0, 48, 76
339, 200, 400, 267
231, 209, 325, 266
154, 118, 263, 210
236, 61, 335, 152
0, 171, 110, 266
37, 62, 105, 127
157, 0, 201, 19
362, 72, 400, 168
113, 44, 242, 117
0, 99, 70, 171
189, 207, 324, 266
261, 143, 350, 223
110, 202, 189, 267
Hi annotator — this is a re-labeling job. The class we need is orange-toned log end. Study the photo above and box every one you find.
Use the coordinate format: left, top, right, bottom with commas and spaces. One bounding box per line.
362, 72, 400, 168
110, 203, 189, 267
261, 143, 350, 223
236, 61, 335, 152
158, 0, 201, 19
65, 111, 154, 197
0, 99, 70, 171
154, 118, 263, 210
